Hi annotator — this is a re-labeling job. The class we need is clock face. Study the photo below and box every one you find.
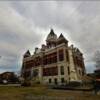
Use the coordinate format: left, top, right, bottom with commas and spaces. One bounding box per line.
33, 69, 38, 77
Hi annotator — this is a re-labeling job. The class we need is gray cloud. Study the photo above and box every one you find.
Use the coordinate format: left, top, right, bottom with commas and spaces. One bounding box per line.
0, 1, 100, 73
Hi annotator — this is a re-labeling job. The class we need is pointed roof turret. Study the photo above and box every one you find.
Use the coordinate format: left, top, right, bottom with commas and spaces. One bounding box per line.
23, 50, 31, 58
58, 33, 65, 39
58, 33, 68, 41
49, 28, 55, 35
57, 33, 68, 45
46, 29, 57, 42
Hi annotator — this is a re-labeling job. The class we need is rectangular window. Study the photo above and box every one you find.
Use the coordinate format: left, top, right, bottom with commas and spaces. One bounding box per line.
79, 70, 81, 75
82, 71, 84, 76
49, 79, 52, 83
43, 67, 58, 76
66, 50, 69, 62
60, 66, 64, 75
59, 49, 64, 61
43, 52, 57, 65
61, 78, 65, 83
54, 78, 58, 85
68, 66, 70, 75
33, 69, 38, 77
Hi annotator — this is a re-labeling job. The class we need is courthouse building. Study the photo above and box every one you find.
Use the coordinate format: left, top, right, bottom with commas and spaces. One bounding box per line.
21, 29, 85, 85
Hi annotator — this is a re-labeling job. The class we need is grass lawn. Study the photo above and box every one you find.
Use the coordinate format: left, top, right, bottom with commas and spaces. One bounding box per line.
0, 85, 100, 100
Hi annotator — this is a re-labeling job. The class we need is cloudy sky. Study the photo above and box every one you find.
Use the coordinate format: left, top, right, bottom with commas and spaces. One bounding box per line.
0, 1, 100, 74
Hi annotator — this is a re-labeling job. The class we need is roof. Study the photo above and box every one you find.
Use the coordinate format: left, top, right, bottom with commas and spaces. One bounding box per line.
0, 72, 14, 76
82, 75, 94, 82
25, 50, 30, 55
58, 33, 68, 41
49, 29, 55, 35
24, 50, 31, 58
46, 29, 57, 42
57, 33, 68, 45
58, 33, 64, 38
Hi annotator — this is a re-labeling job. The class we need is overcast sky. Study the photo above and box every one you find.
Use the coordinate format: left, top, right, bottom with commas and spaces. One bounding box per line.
0, 1, 100, 74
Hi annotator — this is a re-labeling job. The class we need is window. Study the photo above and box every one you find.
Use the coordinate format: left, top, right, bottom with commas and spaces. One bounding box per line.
43, 67, 58, 76
49, 79, 52, 83
68, 66, 70, 75
69, 77, 70, 81
60, 66, 64, 75
66, 50, 69, 62
43, 52, 57, 65
54, 78, 58, 84
59, 49, 64, 61
61, 78, 65, 83
79, 70, 81, 75
82, 71, 84, 76
33, 69, 38, 77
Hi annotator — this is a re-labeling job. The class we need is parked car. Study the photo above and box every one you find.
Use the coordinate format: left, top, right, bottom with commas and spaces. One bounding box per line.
2, 80, 8, 84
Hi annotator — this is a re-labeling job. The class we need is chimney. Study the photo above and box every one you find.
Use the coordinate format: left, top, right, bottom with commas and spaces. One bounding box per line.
34, 47, 38, 54
70, 44, 74, 49
42, 44, 45, 49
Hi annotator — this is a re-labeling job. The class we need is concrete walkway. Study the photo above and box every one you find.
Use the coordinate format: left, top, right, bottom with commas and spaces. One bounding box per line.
0, 84, 21, 86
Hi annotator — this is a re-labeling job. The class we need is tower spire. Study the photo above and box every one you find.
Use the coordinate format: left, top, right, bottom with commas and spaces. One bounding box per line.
46, 29, 57, 48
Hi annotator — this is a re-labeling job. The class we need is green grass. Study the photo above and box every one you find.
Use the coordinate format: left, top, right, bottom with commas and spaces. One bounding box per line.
0, 85, 100, 100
